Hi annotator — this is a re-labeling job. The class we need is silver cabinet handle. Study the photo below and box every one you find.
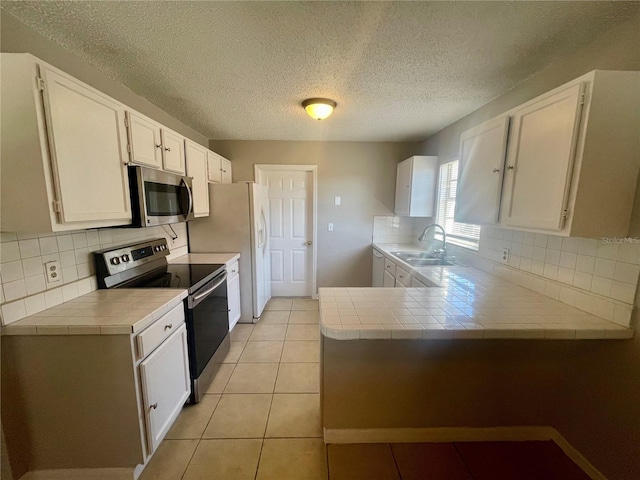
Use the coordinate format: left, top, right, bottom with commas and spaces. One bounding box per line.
156, 144, 162, 149
492, 168, 500, 173
164, 324, 173, 330
165, 147, 171, 152
306, 241, 312, 246
150, 403, 158, 410
507, 165, 514, 170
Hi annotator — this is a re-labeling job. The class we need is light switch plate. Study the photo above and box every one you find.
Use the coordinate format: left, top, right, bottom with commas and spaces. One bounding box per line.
334, 196, 341, 206
501, 248, 510, 264
328, 223, 334, 232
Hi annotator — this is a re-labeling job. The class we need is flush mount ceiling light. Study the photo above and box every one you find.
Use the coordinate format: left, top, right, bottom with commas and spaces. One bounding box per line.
302, 98, 337, 120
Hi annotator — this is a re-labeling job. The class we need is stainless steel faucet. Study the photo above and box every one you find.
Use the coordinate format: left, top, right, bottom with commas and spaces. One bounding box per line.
418, 223, 447, 259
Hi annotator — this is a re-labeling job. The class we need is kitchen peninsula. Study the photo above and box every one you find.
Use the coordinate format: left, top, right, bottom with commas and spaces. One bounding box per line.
319, 250, 633, 476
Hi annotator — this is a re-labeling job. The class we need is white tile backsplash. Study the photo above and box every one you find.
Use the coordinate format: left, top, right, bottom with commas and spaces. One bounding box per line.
0, 223, 188, 325
463, 227, 639, 326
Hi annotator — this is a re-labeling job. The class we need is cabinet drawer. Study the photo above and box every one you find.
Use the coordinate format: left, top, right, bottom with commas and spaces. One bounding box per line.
137, 303, 185, 359
384, 258, 396, 276
396, 266, 412, 287
228, 261, 239, 281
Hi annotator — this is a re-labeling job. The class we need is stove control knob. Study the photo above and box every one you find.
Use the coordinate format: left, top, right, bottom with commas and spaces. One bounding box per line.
121, 254, 131, 263
161, 245, 166, 251
154, 246, 161, 252
110, 257, 121, 265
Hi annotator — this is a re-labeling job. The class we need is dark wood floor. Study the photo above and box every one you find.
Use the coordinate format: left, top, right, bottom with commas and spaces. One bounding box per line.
327, 441, 591, 480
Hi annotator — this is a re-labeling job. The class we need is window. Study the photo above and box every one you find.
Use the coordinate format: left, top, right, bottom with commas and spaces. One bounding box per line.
435, 160, 481, 249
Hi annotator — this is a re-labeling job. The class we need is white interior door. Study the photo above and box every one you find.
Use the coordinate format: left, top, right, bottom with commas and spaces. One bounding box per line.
260, 169, 314, 297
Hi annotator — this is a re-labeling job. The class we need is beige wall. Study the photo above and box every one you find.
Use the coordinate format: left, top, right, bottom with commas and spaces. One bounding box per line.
210, 140, 420, 287
0, 13, 208, 148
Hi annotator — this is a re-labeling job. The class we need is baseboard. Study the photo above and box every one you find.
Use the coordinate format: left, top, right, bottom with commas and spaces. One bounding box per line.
21, 468, 135, 480
323, 426, 607, 480
323, 426, 557, 444
549, 431, 607, 480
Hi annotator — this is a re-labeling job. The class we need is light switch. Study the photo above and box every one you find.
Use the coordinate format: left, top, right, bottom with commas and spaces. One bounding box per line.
328, 223, 334, 232
334, 196, 341, 206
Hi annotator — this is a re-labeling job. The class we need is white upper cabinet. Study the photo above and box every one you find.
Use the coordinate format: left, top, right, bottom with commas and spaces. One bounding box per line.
207, 151, 232, 184
394, 156, 438, 217
185, 140, 210, 217
1, 53, 132, 232
221, 156, 232, 183
501, 83, 585, 231
455, 116, 510, 225
125, 111, 163, 169
161, 128, 186, 175
207, 151, 222, 183
454, 70, 640, 237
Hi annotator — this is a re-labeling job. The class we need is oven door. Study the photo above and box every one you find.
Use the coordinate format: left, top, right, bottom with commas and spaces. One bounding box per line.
129, 165, 195, 226
186, 270, 229, 402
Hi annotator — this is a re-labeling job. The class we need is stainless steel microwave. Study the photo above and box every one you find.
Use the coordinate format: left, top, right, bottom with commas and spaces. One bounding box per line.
128, 165, 194, 227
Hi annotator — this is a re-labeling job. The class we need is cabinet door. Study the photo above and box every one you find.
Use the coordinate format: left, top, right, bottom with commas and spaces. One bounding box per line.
372, 249, 385, 287
221, 157, 232, 183
396, 267, 411, 288
383, 269, 395, 287
227, 265, 241, 330
139, 324, 190, 454
185, 140, 210, 217
395, 159, 412, 215
161, 129, 186, 174
455, 116, 510, 224
40, 67, 131, 224
126, 111, 162, 169
501, 83, 584, 230
411, 277, 427, 288
207, 151, 222, 183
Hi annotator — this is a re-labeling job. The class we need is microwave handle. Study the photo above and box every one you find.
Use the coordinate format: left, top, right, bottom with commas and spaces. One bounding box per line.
182, 178, 194, 216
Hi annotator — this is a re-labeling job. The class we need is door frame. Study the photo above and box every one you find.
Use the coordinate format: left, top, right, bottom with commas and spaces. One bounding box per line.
254, 164, 318, 298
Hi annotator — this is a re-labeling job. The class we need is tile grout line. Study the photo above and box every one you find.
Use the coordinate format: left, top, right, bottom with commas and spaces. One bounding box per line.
452, 442, 477, 480
388, 443, 405, 480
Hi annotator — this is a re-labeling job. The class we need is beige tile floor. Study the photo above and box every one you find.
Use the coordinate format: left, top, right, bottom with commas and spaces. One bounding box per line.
140, 298, 327, 480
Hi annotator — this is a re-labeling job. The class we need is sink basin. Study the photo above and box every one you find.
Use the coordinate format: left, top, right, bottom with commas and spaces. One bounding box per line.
389, 251, 454, 266
406, 258, 454, 267
390, 251, 435, 260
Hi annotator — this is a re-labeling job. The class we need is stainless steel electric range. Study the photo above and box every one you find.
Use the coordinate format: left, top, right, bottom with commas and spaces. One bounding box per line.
94, 238, 230, 403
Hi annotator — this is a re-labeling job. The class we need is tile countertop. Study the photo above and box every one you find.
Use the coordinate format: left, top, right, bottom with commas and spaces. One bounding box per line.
169, 252, 240, 267
319, 244, 633, 341
2, 289, 187, 336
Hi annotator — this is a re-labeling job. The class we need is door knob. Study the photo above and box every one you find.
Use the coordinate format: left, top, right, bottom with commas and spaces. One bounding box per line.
306, 241, 312, 246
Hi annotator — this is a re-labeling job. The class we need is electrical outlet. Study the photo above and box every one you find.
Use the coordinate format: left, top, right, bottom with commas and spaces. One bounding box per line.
328, 223, 334, 232
501, 248, 510, 264
44, 260, 61, 284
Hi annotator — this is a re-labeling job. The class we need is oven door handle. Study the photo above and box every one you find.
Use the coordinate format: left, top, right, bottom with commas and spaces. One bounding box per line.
190, 272, 228, 308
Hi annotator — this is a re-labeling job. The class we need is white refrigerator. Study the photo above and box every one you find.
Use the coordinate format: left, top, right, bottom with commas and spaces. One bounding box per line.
188, 182, 271, 323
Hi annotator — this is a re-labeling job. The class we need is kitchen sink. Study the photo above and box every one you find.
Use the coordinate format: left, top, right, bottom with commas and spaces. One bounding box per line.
405, 258, 454, 266
390, 251, 454, 266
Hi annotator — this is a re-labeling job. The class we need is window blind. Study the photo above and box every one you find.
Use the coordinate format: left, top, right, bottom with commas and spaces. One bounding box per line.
436, 160, 481, 247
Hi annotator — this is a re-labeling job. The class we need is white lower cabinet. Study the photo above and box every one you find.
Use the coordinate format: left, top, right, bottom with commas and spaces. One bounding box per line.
383, 269, 396, 287
139, 323, 190, 453
1, 301, 190, 479
372, 248, 385, 287
227, 261, 241, 330
395, 266, 412, 288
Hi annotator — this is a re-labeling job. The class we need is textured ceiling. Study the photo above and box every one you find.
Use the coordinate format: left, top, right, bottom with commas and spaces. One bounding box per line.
2, 1, 637, 142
